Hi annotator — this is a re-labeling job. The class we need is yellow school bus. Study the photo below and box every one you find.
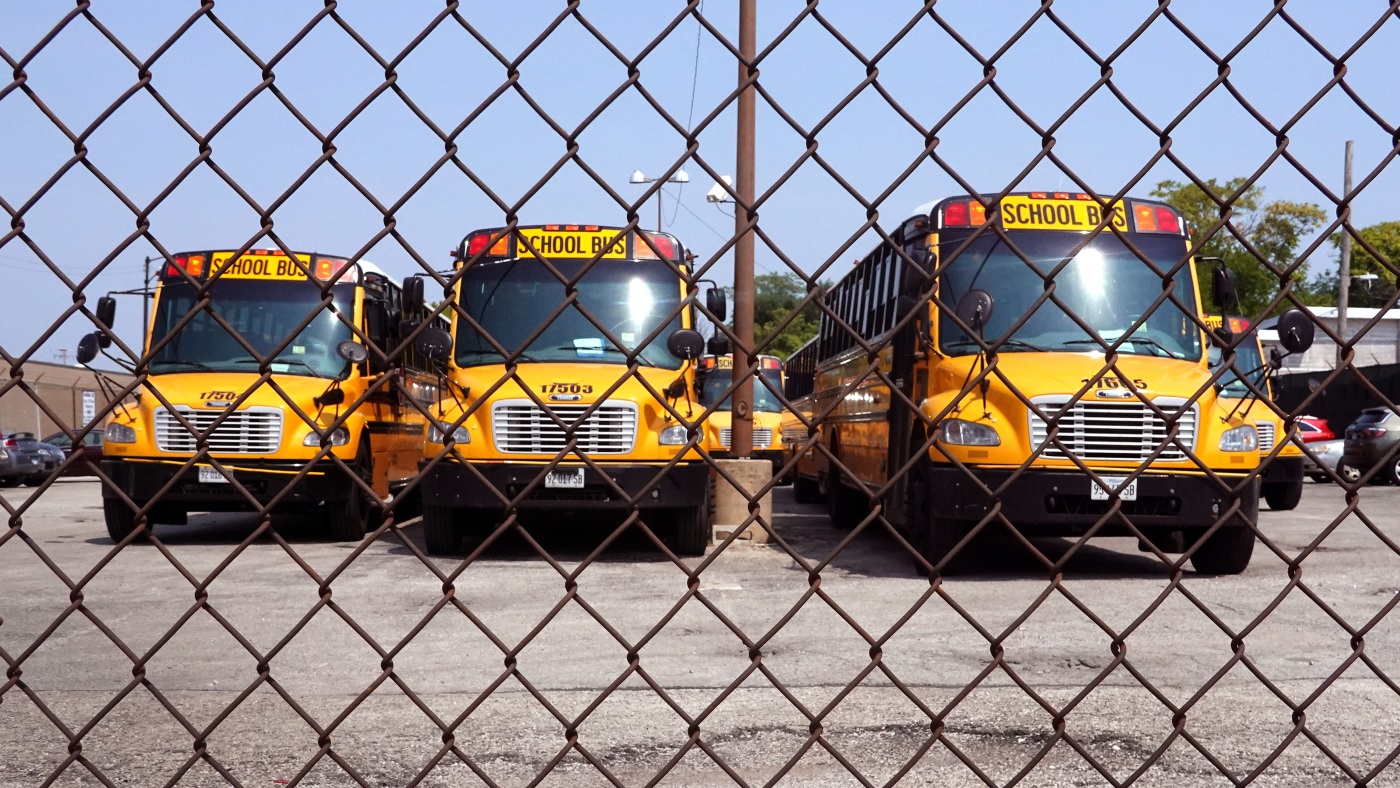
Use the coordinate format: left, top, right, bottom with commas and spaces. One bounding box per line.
82, 249, 438, 542
696, 353, 788, 477
780, 338, 823, 502
1205, 315, 1305, 511
410, 224, 717, 555
816, 192, 1311, 575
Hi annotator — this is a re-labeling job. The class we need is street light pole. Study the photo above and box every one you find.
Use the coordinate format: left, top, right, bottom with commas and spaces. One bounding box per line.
1338, 140, 1354, 369
629, 169, 690, 232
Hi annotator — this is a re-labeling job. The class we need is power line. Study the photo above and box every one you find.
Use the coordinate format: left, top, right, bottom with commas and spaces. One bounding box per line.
667, 0, 706, 227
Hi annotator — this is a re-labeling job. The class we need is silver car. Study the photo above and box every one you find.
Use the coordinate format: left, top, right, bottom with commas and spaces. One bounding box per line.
1304, 439, 1344, 482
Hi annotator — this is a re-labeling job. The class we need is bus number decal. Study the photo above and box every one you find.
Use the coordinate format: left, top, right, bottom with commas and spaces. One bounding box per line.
1081, 377, 1146, 390
200, 390, 239, 401
540, 383, 593, 394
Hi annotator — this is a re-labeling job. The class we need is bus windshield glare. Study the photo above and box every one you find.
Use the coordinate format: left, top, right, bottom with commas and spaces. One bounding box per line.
148, 280, 356, 378
453, 258, 685, 369
698, 369, 784, 413
938, 232, 1203, 361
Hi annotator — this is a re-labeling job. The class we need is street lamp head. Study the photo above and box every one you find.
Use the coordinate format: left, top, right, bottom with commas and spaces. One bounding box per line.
672, 169, 690, 184
629, 170, 647, 184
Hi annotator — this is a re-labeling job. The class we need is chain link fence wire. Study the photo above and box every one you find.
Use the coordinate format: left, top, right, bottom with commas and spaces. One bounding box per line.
4, 1, 1400, 785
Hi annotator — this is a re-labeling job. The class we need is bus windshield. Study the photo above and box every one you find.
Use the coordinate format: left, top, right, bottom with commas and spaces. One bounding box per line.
698, 369, 785, 412
938, 231, 1203, 361
454, 258, 685, 370
1209, 331, 1268, 399
148, 280, 356, 378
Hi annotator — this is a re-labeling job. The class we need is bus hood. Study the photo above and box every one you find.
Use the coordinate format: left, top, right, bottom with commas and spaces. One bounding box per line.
447, 363, 694, 411
135, 372, 344, 412
933, 352, 1215, 403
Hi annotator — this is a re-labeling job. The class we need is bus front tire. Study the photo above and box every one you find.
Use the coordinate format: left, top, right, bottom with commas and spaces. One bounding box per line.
1263, 481, 1302, 511
423, 504, 462, 555
662, 491, 712, 557
1188, 525, 1255, 575
104, 498, 149, 543
793, 475, 821, 504
325, 444, 374, 542
826, 479, 867, 531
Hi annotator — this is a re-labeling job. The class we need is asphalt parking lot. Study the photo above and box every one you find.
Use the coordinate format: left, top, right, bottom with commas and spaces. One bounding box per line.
3, 479, 1399, 787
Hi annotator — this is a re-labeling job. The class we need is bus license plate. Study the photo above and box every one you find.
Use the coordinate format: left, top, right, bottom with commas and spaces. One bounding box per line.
198, 466, 229, 484
545, 468, 586, 489
1090, 476, 1136, 501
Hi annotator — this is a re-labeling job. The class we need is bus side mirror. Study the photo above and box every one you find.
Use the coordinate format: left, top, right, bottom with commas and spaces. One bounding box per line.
76, 333, 100, 365
415, 327, 452, 362
896, 294, 921, 321
337, 340, 369, 364
667, 329, 705, 361
1210, 265, 1238, 311
706, 288, 727, 323
401, 276, 424, 314
706, 335, 730, 356
95, 295, 117, 349
1211, 325, 1233, 348
903, 250, 933, 290
1276, 308, 1315, 354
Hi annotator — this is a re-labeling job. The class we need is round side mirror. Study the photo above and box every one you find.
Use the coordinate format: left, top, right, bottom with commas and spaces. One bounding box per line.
76, 333, 100, 365
415, 327, 452, 361
954, 289, 994, 333
1276, 309, 1315, 354
336, 340, 369, 364
667, 329, 705, 361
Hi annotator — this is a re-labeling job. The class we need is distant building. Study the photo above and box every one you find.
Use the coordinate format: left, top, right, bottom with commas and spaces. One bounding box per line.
1258, 307, 1400, 373
0, 360, 134, 438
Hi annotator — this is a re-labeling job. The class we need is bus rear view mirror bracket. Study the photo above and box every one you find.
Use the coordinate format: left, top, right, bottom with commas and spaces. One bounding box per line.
415, 326, 452, 362
667, 329, 705, 361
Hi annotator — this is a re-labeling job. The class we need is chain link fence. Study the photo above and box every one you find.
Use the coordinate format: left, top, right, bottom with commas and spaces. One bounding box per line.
4, 2, 1400, 785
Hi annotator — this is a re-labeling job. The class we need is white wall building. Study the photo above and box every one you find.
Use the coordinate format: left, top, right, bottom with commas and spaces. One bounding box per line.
1258, 307, 1400, 372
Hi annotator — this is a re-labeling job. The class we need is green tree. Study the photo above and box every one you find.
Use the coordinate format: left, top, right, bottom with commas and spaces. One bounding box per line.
1151, 179, 1327, 318
1331, 220, 1400, 308
719, 271, 824, 359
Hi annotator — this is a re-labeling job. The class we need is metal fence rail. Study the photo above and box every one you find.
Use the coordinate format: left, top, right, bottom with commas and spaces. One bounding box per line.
4, 2, 1400, 786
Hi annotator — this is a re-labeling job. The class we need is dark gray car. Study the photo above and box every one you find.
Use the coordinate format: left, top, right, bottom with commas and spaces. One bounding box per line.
1339, 407, 1400, 484
0, 432, 46, 487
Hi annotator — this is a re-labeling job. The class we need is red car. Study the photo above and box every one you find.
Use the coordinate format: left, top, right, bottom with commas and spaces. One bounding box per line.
1297, 416, 1334, 443
40, 429, 105, 477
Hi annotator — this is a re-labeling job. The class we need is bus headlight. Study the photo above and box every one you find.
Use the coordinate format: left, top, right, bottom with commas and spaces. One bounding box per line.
658, 425, 690, 445
303, 426, 350, 447
940, 419, 1000, 446
106, 423, 137, 443
1219, 425, 1258, 453
427, 423, 471, 444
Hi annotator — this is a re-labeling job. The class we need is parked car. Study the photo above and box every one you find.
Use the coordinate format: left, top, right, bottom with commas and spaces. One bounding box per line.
1303, 439, 1344, 482
1339, 408, 1400, 484
41, 429, 105, 477
1297, 416, 1335, 443
0, 432, 48, 487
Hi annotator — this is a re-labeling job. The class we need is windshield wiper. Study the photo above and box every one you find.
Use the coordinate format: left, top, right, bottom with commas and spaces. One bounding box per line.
555, 346, 657, 367
945, 338, 1047, 352
233, 358, 327, 378
151, 359, 214, 371
1062, 337, 1176, 358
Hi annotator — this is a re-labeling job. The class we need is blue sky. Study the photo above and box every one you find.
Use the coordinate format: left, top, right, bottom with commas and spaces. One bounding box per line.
2, 1, 1398, 364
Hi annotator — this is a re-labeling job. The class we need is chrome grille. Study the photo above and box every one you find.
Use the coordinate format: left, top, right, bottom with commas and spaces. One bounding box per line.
491, 400, 637, 454
1256, 421, 1276, 452
154, 407, 284, 454
719, 427, 773, 449
1028, 397, 1196, 462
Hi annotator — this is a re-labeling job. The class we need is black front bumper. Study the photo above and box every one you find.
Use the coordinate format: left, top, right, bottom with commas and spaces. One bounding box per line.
101, 458, 355, 512
924, 465, 1260, 535
420, 460, 710, 511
